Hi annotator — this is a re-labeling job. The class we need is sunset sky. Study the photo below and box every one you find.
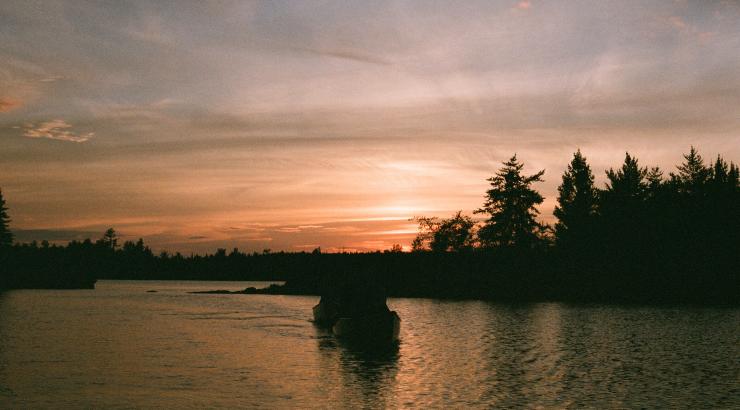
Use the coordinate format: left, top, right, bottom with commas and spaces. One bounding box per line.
1, 0, 739, 253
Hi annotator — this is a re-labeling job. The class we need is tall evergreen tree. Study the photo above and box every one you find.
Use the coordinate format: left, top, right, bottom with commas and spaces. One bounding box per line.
100, 228, 118, 250
554, 150, 597, 245
475, 155, 545, 248
603, 152, 648, 202
729, 163, 740, 191
707, 155, 740, 195
671, 146, 710, 195
0, 189, 13, 247
711, 155, 729, 185
646, 167, 664, 197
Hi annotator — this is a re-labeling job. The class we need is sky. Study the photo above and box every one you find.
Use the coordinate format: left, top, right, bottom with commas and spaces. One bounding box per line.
1, 0, 739, 253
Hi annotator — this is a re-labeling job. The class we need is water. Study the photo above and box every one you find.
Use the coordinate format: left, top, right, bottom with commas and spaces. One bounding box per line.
0, 280, 737, 408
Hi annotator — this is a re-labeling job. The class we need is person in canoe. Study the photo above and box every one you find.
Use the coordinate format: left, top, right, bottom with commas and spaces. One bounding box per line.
313, 273, 400, 342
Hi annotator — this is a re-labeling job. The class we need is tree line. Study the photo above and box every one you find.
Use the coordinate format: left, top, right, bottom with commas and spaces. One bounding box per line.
1, 147, 738, 304
411, 147, 739, 253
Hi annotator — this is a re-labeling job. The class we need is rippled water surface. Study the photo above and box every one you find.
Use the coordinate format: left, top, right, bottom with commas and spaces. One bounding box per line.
0, 280, 738, 408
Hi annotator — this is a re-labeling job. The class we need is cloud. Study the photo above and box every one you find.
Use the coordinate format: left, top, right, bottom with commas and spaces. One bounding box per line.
23, 119, 94, 142
668, 16, 687, 29
39, 75, 66, 83
0, 97, 21, 112
515, 1, 531, 10
290, 46, 392, 66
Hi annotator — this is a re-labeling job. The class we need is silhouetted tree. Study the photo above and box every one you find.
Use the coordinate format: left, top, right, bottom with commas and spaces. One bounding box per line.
603, 152, 648, 202
591, 153, 652, 266
0, 189, 12, 247
411, 216, 438, 251
100, 228, 118, 250
412, 211, 476, 252
729, 163, 740, 189
708, 155, 740, 195
671, 146, 710, 196
476, 155, 546, 248
554, 150, 597, 246
432, 211, 476, 252
388, 244, 403, 253
645, 166, 665, 197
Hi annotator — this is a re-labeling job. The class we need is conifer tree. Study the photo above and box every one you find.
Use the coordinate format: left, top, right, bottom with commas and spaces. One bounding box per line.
604, 152, 648, 201
0, 189, 13, 247
554, 150, 597, 245
708, 155, 740, 195
100, 228, 118, 250
646, 167, 664, 196
711, 155, 729, 185
671, 146, 710, 195
729, 163, 740, 190
475, 155, 545, 248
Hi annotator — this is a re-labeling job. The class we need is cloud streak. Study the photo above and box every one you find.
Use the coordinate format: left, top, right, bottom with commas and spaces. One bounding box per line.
290, 46, 392, 66
0, 97, 21, 112
23, 119, 94, 143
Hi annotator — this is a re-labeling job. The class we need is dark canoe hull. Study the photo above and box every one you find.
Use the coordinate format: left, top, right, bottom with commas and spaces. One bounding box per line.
331, 311, 401, 343
312, 301, 339, 326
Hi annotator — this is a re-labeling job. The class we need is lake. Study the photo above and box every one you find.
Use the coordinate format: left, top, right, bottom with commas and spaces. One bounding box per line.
0, 280, 737, 408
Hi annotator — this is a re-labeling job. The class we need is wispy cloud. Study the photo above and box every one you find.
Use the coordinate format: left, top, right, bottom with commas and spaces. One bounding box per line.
23, 119, 94, 143
290, 46, 392, 66
39, 75, 66, 83
514, 1, 531, 10
668, 16, 687, 30
0, 97, 21, 112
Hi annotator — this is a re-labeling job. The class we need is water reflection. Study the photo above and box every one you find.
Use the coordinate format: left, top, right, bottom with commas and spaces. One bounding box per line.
314, 324, 399, 408
477, 303, 566, 407
1, 282, 738, 408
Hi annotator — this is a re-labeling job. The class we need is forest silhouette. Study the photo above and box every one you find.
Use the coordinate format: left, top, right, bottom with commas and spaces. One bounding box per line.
1, 147, 738, 304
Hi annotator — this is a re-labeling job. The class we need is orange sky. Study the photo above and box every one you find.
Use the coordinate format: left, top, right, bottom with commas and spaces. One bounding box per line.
1, 1, 739, 253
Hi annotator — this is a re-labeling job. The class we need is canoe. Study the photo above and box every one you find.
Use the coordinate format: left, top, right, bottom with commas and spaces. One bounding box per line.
331, 311, 401, 343
312, 301, 339, 326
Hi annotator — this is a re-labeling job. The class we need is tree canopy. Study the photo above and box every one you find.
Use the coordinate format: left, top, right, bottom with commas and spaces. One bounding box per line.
412, 211, 476, 252
0, 189, 13, 248
553, 150, 597, 247
475, 155, 546, 248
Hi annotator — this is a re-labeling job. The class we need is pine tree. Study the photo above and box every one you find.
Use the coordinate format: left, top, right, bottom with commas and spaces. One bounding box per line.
100, 228, 118, 250
475, 155, 546, 248
711, 155, 729, 185
671, 146, 710, 195
554, 150, 597, 245
707, 155, 740, 196
604, 152, 648, 201
646, 167, 664, 195
0, 189, 13, 247
729, 163, 740, 191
